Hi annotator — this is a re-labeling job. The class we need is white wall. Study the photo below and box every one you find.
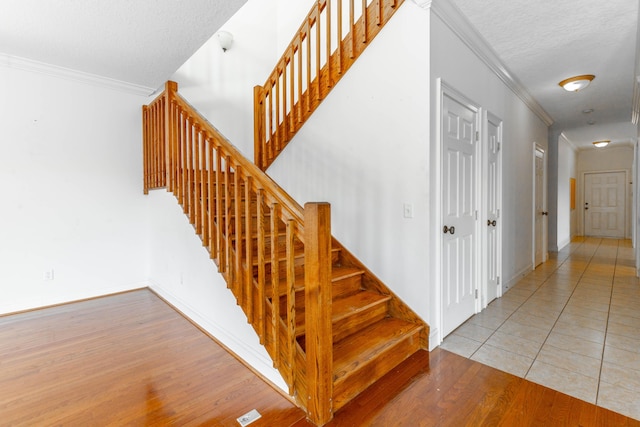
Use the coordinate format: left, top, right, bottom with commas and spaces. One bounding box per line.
557, 134, 578, 249
146, 0, 549, 371
145, 0, 318, 391
429, 14, 549, 304
146, 191, 287, 389
268, 2, 431, 333
170, 0, 315, 158
577, 145, 634, 237
0, 65, 149, 314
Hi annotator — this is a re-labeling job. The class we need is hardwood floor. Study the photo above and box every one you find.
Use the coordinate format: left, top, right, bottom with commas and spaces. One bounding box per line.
2, 289, 638, 426
0, 289, 305, 426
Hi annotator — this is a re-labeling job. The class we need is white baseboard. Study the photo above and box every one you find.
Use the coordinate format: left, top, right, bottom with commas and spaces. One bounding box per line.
148, 283, 287, 392
429, 328, 440, 350
504, 264, 533, 291
557, 237, 571, 252
0, 282, 147, 316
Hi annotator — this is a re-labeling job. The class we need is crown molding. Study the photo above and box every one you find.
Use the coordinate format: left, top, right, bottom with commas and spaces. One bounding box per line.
414, 0, 554, 127
0, 53, 156, 96
575, 139, 634, 152
559, 132, 578, 152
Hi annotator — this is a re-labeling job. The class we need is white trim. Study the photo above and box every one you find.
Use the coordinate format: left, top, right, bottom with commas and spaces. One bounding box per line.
484, 111, 503, 302
575, 139, 635, 152
557, 236, 571, 252
504, 264, 533, 291
533, 143, 547, 268
560, 132, 578, 152
0, 53, 156, 96
581, 169, 629, 239
148, 282, 288, 392
0, 282, 147, 316
418, 0, 553, 127
438, 79, 482, 342
428, 328, 440, 350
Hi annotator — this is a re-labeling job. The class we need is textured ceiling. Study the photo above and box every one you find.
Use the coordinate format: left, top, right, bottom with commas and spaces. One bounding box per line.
0, 0, 637, 148
450, 0, 639, 148
0, 0, 246, 92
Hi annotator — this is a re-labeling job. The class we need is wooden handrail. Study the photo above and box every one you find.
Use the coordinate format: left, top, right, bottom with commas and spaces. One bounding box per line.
254, 0, 405, 170
143, 81, 333, 424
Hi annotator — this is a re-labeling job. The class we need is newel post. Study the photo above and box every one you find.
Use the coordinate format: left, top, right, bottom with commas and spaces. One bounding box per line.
253, 85, 265, 170
164, 81, 178, 191
304, 202, 333, 425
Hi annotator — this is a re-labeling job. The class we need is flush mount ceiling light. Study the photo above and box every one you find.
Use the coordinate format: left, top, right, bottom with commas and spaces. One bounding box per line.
592, 140, 610, 148
216, 31, 233, 52
559, 74, 595, 92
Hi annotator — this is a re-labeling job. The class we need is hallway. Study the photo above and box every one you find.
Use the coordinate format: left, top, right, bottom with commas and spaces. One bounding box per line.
440, 237, 640, 420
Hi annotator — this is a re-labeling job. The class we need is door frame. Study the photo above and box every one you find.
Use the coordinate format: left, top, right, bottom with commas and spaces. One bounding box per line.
581, 169, 628, 238
481, 111, 503, 307
532, 143, 547, 268
436, 79, 482, 343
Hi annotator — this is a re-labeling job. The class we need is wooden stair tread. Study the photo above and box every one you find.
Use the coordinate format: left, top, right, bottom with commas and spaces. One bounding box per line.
266, 267, 364, 298
333, 318, 423, 383
307, 266, 365, 289
251, 246, 340, 267
332, 291, 391, 322
294, 290, 389, 334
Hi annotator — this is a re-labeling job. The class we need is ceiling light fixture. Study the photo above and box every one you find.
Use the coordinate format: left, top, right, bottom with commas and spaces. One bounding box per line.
559, 74, 595, 92
216, 31, 233, 52
592, 140, 610, 148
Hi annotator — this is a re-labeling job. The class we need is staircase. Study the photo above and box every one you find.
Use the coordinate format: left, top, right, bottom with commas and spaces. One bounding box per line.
142, 2, 427, 425
143, 82, 427, 425
254, 0, 406, 170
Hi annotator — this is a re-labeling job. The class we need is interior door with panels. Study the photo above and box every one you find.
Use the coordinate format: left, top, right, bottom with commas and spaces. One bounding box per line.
441, 90, 479, 338
584, 171, 626, 238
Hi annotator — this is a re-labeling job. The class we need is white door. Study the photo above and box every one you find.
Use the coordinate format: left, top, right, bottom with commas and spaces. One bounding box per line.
442, 92, 479, 337
584, 171, 625, 238
485, 114, 501, 304
534, 147, 545, 267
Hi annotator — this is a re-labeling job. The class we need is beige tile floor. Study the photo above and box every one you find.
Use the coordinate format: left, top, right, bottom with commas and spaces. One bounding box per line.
440, 237, 640, 421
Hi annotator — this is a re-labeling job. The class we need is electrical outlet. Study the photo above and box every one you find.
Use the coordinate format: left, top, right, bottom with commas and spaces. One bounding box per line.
237, 409, 261, 426
403, 203, 414, 218
43, 269, 54, 281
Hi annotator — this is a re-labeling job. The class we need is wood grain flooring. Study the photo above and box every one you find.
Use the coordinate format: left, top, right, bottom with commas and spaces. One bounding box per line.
1, 289, 638, 426
0, 289, 305, 426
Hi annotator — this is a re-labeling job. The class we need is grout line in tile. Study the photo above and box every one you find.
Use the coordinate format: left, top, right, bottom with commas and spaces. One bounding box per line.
595, 239, 622, 404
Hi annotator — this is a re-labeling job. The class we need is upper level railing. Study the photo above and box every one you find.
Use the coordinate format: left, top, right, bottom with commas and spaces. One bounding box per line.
143, 82, 333, 424
254, 0, 405, 170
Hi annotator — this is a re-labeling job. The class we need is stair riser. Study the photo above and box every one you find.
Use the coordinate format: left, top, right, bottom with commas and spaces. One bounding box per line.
332, 329, 421, 412
332, 304, 388, 343
252, 250, 340, 279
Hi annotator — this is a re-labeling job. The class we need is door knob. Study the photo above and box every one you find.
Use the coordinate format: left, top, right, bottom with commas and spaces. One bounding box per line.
542, 211, 548, 216
487, 220, 497, 226
443, 225, 455, 235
